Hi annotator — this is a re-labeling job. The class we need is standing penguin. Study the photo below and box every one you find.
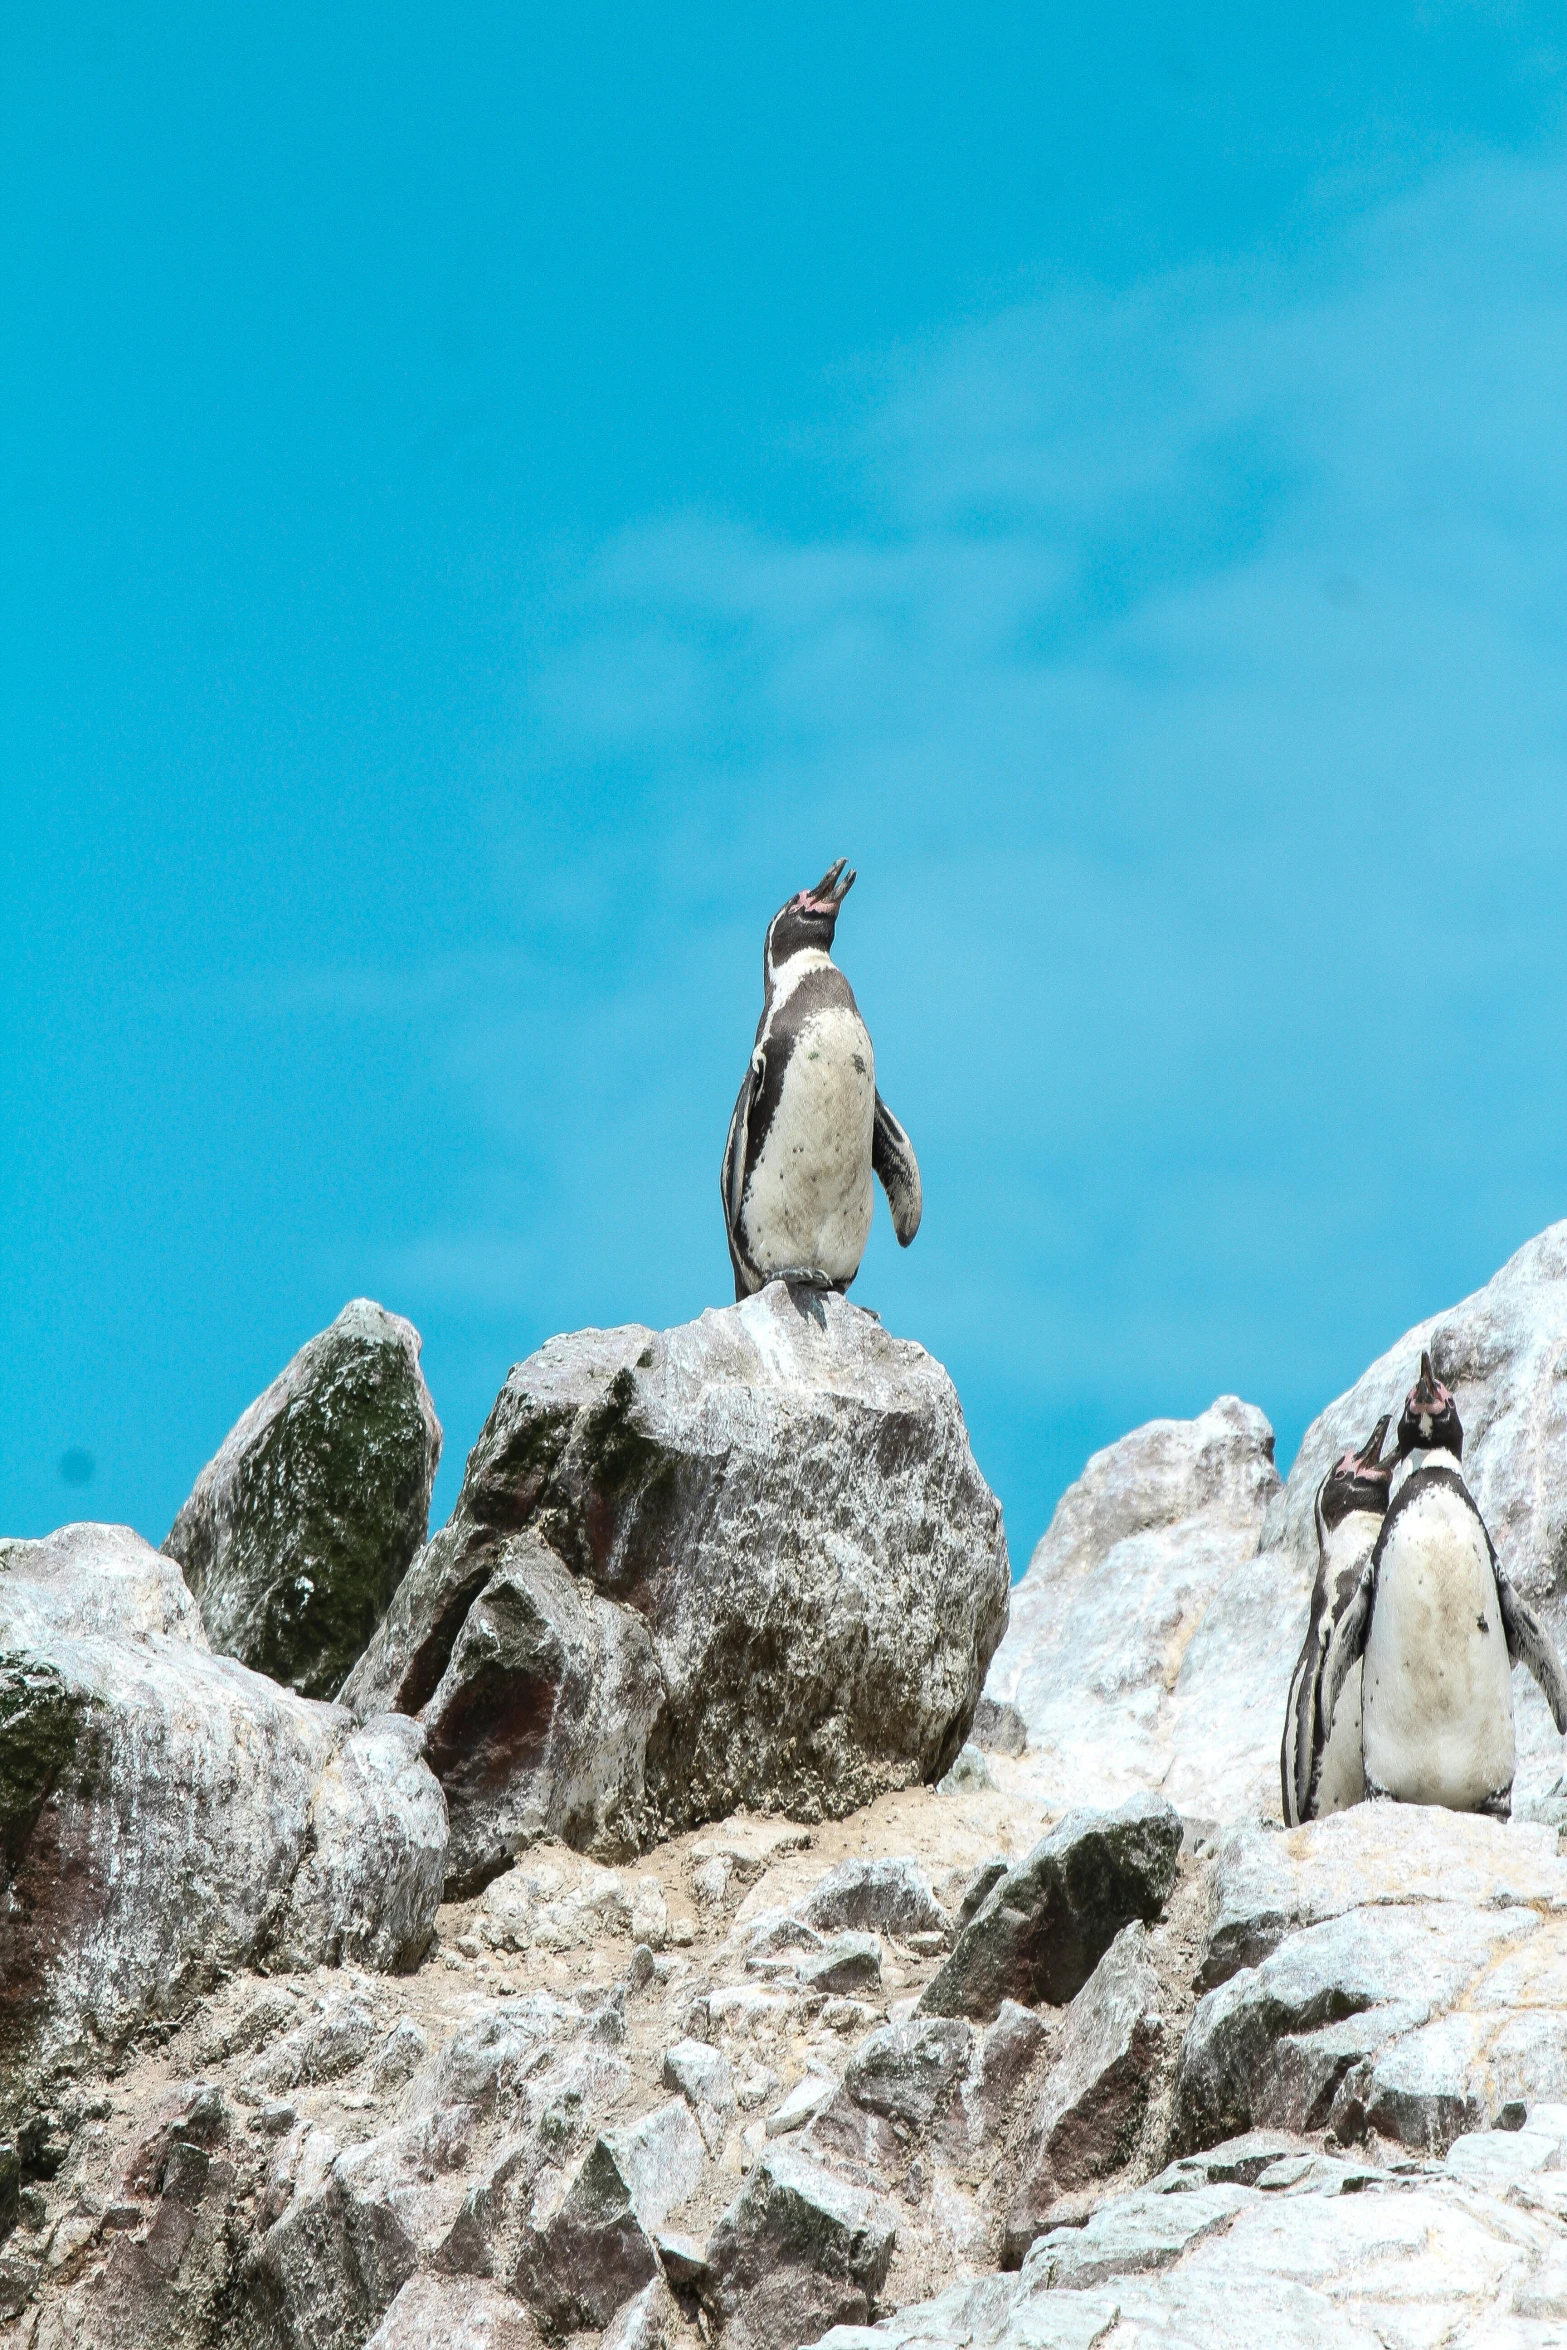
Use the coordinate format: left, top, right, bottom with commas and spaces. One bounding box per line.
721, 859, 922, 1301
1325, 1353, 1567, 1815
1281, 1415, 1393, 1825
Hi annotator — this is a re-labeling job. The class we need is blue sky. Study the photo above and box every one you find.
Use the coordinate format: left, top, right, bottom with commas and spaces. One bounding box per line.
5, 5, 1566, 1572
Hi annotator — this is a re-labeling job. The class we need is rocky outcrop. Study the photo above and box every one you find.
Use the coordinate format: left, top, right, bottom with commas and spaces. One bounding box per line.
1172, 1804, 1567, 2157
164, 1300, 443, 1701
1001, 1922, 1166, 2261
919, 1795, 1181, 2021
810, 2120, 1567, 2350
983, 1399, 1285, 1823
344, 1285, 1010, 1890
703, 2147, 897, 2350
0, 1522, 445, 2130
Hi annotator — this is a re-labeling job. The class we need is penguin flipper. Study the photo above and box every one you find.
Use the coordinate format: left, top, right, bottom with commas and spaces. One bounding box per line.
1320, 1562, 1373, 1750
721, 1054, 763, 1302
1498, 1576, 1567, 1733
872, 1092, 922, 1246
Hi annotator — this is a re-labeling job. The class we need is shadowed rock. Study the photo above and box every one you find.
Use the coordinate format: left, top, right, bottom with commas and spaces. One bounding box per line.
703, 2145, 896, 2350
919, 1794, 1182, 2021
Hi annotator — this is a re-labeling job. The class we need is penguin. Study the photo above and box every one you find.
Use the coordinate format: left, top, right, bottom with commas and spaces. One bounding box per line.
720, 859, 922, 1302
1324, 1353, 1567, 1816
1280, 1415, 1393, 1826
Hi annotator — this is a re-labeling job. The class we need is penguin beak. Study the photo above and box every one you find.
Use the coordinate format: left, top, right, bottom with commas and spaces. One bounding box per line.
1362, 1414, 1391, 1468
1413, 1349, 1448, 1409
799, 858, 857, 915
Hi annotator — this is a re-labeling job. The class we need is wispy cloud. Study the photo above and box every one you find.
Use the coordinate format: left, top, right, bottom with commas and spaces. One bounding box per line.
391, 148, 1567, 1552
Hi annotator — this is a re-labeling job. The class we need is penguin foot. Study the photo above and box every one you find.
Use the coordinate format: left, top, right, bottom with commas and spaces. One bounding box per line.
773, 1266, 835, 1291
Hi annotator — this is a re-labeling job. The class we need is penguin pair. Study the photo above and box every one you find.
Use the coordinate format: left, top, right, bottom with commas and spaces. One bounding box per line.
721, 861, 922, 1302
1282, 1353, 1567, 1824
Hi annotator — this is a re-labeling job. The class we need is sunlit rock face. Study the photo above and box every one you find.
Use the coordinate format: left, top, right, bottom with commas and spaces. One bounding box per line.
345, 1282, 1011, 1892
984, 1396, 1288, 1824
0, 1522, 446, 2132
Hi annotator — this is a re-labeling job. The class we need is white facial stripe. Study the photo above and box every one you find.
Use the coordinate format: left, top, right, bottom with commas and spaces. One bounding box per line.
765, 946, 833, 1018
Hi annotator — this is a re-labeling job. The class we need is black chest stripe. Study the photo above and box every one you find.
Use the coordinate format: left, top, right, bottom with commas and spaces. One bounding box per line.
743, 966, 862, 1189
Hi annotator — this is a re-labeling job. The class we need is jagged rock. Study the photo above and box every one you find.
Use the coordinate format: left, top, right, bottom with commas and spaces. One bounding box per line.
365, 2271, 539, 2348
799, 1857, 947, 1942
843, 2016, 974, 2135
983, 1398, 1283, 1823
601, 2274, 681, 2350
1201, 1802, 1567, 1988
0, 1524, 446, 2129
767, 2072, 839, 2137
796, 1933, 883, 1997
919, 1795, 1181, 2021
274, 1711, 447, 1971
806, 2127, 1567, 2349
662, 2038, 736, 2154
703, 2145, 897, 2350
1172, 1806, 1567, 2158
970, 1698, 1026, 1757
164, 1300, 442, 1701
1003, 1922, 1164, 2261
515, 2099, 705, 2332
344, 1287, 1009, 1881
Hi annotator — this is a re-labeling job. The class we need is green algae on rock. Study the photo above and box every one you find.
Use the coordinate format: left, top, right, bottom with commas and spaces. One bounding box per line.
163, 1299, 442, 1700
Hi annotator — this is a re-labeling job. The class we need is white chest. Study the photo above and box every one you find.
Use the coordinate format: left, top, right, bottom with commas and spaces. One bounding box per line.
1363, 1480, 1513, 1808
742, 1006, 876, 1280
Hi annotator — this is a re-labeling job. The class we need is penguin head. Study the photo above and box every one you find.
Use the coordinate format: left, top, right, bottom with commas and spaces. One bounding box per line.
1318, 1413, 1394, 1530
765, 858, 857, 974
1396, 1350, 1463, 1460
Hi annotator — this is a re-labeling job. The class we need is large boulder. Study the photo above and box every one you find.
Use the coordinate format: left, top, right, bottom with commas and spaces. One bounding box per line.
344, 1284, 1010, 1891
1171, 1804, 1567, 2158
0, 1522, 445, 2131
808, 2126, 1567, 2350
164, 1299, 442, 1700
983, 1399, 1285, 1823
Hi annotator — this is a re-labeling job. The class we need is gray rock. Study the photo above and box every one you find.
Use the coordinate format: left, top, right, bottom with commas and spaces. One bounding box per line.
800, 1857, 947, 1942
1004, 1923, 1165, 2261
662, 2038, 736, 2155
274, 1712, 447, 1971
937, 1744, 995, 1794
601, 2275, 680, 2350
1201, 1802, 1567, 1989
515, 2099, 704, 2332
164, 1299, 442, 1701
919, 1794, 1182, 2021
364, 2271, 539, 2349
802, 2127, 1567, 2350
984, 1398, 1283, 1825
344, 1288, 1009, 1876
1171, 1899, 1541, 2156
796, 1933, 884, 1997
971, 1697, 1027, 1756
703, 2145, 897, 2350
0, 1524, 445, 2129
843, 2017, 974, 2135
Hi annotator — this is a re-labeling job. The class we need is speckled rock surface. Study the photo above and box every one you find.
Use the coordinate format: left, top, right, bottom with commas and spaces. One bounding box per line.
344, 1284, 1010, 1887
164, 1300, 442, 1703
982, 1400, 1285, 1825
0, 1523, 445, 2134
